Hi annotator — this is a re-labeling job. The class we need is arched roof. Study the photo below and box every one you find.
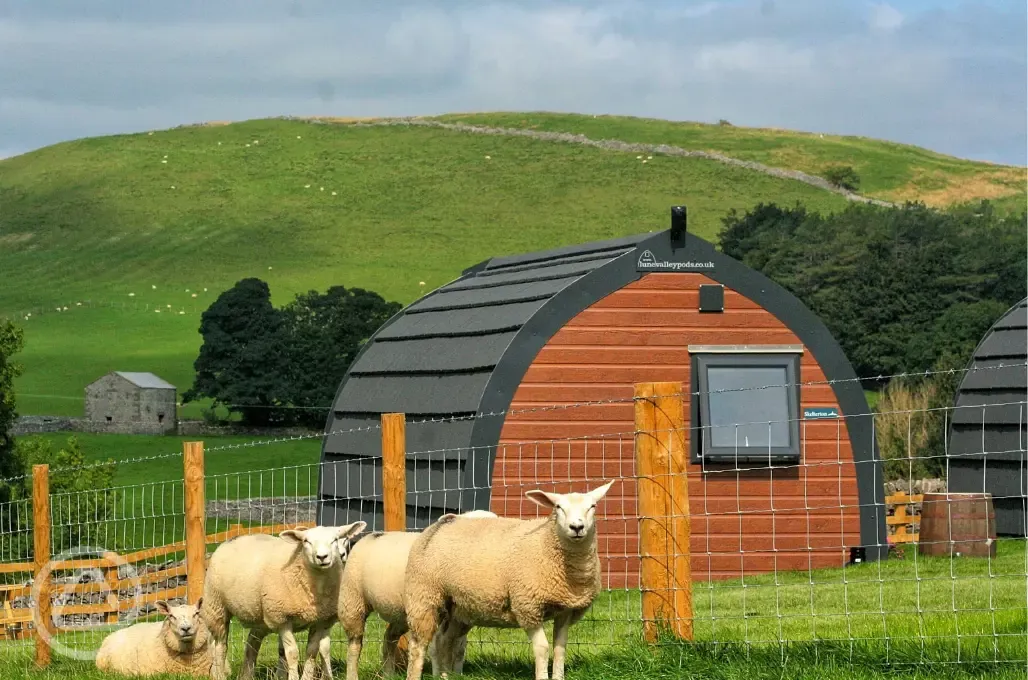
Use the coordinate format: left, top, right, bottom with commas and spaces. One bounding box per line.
949, 297, 1028, 453
318, 227, 882, 553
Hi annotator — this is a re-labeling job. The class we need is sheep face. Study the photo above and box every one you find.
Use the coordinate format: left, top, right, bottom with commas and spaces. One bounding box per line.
525, 480, 615, 543
280, 521, 367, 571
156, 599, 205, 644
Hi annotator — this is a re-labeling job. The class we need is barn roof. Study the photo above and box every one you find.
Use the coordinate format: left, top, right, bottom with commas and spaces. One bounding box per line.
949, 298, 1028, 446
113, 371, 176, 390
318, 222, 881, 549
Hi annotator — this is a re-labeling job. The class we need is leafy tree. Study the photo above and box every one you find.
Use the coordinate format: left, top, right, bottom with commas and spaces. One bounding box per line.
183, 278, 290, 425
718, 200, 1027, 384
0, 320, 24, 505
13, 436, 116, 555
281, 286, 401, 426
186, 279, 401, 427
823, 165, 861, 191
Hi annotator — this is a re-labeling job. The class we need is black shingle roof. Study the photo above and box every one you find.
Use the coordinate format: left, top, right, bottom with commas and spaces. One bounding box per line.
317, 226, 883, 551
318, 233, 648, 528
950, 298, 1028, 430
947, 298, 1028, 536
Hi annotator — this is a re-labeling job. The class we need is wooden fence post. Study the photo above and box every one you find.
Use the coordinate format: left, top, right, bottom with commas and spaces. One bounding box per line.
634, 382, 692, 643
381, 413, 407, 533
380, 413, 409, 659
32, 464, 52, 667
183, 441, 206, 605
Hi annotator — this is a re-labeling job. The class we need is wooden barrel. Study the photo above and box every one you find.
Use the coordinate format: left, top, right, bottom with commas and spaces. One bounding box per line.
918, 492, 996, 558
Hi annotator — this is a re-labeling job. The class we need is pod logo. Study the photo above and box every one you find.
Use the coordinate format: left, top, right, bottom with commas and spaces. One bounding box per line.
30, 545, 145, 660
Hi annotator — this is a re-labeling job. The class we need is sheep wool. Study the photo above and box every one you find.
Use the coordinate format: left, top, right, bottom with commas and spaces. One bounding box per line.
338, 510, 497, 680
202, 522, 366, 680
403, 481, 615, 680
95, 600, 213, 677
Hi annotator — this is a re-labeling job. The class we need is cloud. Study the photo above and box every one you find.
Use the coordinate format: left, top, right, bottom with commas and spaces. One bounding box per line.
869, 3, 904, 33
0, 0, 1024, 165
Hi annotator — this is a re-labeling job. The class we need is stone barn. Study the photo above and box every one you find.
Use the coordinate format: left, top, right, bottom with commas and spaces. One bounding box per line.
317, 206, 885, 585
85, 371, 177, 434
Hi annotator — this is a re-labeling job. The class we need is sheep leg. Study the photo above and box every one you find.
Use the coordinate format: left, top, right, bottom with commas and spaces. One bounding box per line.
317, 631, 334, 680
450, 622, 472, 675
404, 608, 438, 680
381, 621, 405, 677
207, 607, 232, 680
526, 626, 551, 680
551, 612, 573, 680
239, 628, 267, 680
300, 625, 332, 680
279, 625, 302, 680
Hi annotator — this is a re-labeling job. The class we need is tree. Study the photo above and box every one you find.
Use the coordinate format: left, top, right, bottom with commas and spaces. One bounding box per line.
823, 165, 861, 191
282, 286, 401, 426
183, 278, 290, 426
12, 436, 116, 555
0, 320, 24, 505
717, 200, 1027, 383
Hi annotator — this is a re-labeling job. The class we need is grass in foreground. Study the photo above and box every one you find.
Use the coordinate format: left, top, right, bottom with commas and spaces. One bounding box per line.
1, 541, 1024, 678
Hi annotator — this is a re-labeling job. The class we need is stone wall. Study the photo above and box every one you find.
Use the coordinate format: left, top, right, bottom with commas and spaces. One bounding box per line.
13, 416, 322, 438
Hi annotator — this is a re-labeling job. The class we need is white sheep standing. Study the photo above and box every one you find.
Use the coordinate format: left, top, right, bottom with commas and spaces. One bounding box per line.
336, 510, 497, 680
95, 599, 214, 677
202, 522, 367, 680
402, 480, 615, 680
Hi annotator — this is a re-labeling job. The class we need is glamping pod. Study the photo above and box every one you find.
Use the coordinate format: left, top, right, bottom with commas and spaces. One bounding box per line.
947, 297, 1028, 537
318, 208, 885, 582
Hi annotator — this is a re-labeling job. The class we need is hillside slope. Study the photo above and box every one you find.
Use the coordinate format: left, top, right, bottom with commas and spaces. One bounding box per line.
1, 113, 1020, 416
435, 113, 1027, 212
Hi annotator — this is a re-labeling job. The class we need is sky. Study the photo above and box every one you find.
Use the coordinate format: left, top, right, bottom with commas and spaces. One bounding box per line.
0, 0, 1025, 165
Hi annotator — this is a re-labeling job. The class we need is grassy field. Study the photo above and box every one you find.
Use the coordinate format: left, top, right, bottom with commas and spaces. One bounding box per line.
2, 113, 1023, 417
1, 539, 1025, 678
437, 112, 1028, 211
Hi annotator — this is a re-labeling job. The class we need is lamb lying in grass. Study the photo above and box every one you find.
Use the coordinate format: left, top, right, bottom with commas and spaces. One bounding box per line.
337, 510, 498, 680
95, 599, 213, 677
202, 522, 367, 680
403, 481, 615, 680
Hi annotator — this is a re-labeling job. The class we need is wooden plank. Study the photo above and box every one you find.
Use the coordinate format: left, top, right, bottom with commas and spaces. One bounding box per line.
381, 413, 407, 533
33, 464, 52, 667
0, 562, 34, 575
570, 308, 793, 330
183, 441, 206, 605
634, 381, 692, 643
548, 328, 799, 347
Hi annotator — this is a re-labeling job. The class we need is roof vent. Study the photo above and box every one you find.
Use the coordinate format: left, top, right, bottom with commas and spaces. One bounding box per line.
670, 205, 687, 249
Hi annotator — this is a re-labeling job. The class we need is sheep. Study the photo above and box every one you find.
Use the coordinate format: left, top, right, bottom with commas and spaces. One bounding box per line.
402, 480, 615, 680
337, 510, 497, 680
95, 599, 213, 677
202, 522, 367, 680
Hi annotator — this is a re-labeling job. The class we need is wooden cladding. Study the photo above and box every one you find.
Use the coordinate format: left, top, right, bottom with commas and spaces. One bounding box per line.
493, 272, 862, 583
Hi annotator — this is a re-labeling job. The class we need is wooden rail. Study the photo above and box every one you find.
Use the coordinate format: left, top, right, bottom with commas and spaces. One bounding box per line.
886, 491, 924, 544
0, 521, 302, 645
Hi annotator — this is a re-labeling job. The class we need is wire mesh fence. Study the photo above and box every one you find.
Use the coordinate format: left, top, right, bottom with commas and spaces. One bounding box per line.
0, 373, 1025, 673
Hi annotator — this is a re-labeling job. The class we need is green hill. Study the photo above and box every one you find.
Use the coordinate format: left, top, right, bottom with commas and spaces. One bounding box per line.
1, 113, 1023, 417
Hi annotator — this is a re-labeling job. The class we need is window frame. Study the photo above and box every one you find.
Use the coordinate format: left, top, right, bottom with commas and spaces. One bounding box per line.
689, 346, 803, 465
